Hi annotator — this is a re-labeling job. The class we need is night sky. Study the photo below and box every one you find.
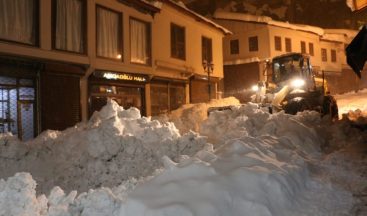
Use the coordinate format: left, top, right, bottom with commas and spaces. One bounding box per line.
183, 0, 367, 29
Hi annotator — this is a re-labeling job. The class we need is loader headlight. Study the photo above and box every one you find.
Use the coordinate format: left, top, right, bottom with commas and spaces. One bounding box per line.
251, 85, 259, 91
291, 78, 305, 88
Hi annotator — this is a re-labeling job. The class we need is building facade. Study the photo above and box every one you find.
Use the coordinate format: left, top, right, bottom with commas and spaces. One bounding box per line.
0, 0, 229, 140
213, 11, 365, 101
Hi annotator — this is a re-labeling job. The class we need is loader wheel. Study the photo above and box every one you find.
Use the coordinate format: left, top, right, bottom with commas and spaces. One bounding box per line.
322, 95, 339, 120
284, 99, 310, 115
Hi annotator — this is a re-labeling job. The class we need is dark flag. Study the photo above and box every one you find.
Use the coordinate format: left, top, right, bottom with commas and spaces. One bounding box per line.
346, 25, 367, 78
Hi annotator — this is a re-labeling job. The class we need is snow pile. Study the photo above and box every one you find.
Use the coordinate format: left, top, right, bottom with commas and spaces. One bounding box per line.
335, 88, 367, 117
201, 104, 322, 151
0, 99, 207, 193
154, 97, 240, 134
124, 139, 353, 216
0, 101, 359, 215
335, 88, 367, 127
0, 173, 47, 216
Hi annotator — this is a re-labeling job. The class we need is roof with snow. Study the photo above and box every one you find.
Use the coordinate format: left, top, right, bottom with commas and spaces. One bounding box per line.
322, 28, 358, 43
118, 0, 161, 15
213, 11, 325, 36
157, 0, 232, 35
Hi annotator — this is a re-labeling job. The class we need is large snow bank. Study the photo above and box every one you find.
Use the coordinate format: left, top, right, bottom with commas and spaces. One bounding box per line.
0, 102, 360, 215
154, 97, 240, 134
335, 88, 367, 123
0, 99, 207, 193
336, 88, 367, 111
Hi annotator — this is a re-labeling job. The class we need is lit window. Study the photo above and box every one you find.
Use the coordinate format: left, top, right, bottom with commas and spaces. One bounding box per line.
0, 0, 38, 45
96, 6, 122, 60
130, 18, 151, 65
54, 0, 85, 53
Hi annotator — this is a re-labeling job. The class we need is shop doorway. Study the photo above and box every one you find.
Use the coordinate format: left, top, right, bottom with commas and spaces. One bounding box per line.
0, 76, 36, 141
89, 84, 144, 116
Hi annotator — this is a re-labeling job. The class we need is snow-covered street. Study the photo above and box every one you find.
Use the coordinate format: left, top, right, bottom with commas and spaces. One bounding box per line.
0, 91, 366, 216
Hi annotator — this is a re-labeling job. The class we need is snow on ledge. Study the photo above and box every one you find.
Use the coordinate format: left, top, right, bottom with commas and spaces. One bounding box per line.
224, 57, 261, 66
214, 11, 325, 36
346, 0, 356, 11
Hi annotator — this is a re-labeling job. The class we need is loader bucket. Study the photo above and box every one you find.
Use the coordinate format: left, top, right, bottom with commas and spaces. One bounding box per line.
346, 25, 367, 78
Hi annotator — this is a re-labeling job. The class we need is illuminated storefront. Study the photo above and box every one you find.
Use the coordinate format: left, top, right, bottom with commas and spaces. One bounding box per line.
88, 71, 148, 116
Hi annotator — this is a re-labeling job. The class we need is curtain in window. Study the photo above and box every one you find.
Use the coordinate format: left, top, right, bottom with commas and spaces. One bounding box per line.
97, 7, 121, 59
0, 0, 35, 45
55, 0, 83, 53
130, 19, 149, 64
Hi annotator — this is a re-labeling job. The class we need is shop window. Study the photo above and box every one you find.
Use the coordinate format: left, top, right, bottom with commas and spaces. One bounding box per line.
0, 0, 38, 45
53, 0, 86, 53
170, 85, 185, 111
151, 82, 186, 116
96, 6, 122, 60
151, 84, 169, 115
0, 76, 36, 141
90, 85, 143, 113
249, 36, 258, 52
130, 18, 151, 65
285, 38, 292, 52
301, 41, 306, 54
230, 39, 239, 54
202, 36, 212, 63
274, 36, 281, 51
309, 43, 314, 56
171, 23, 185, 60
321, 48, 328, 62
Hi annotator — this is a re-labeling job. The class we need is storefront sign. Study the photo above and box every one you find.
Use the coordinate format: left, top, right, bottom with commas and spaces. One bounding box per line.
94, 71, 147, 82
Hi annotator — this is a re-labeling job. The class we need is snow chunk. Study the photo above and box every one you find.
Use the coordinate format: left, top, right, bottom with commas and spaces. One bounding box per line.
0, 173, 47, 216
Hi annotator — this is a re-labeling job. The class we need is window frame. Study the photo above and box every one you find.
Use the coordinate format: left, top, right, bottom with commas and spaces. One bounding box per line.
274, 36, 282, 51
285, 37, 292, 52
52, 0, 87, 54
331, 49, 337, 62
170, 23, 186, 60
202, 36, 213, 63
230, 39, 239, 55
321, 48, 328, 62
95, 5, 123, 61
309, 43, 314, 56
0, 0, 40, 47
248, 36, 258, 52
300, 41, 306, 54
129, 17, 152, 66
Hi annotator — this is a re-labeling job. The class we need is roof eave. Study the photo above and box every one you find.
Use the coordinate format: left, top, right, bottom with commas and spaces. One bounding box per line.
118, 0, 161, 16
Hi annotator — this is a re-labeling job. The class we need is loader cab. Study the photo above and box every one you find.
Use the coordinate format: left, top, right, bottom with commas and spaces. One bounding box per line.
272, 53, 313, 87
